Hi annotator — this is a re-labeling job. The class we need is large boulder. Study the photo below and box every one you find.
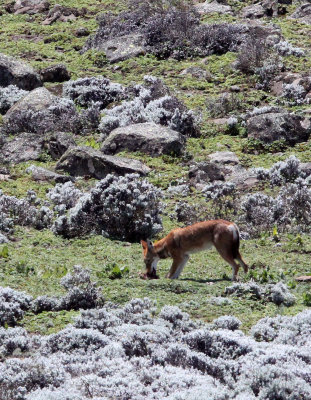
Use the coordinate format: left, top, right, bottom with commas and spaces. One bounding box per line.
208, 151, 240, 165
42, 5, 85, 25
87, 34, 146, 63
26, 165, 73, 183
56, 146, 150, 178
0, 131, 76, 164
195, 1, 233, 15
242, 4, 265, 19
0, 53, 42, 90
14, 0, 50, 15
43, 132, 76, 160
247, 111, 310, 145
189, 161, 225, 187
290, 3, 311, 25
3, 87, 79, 135
40, 64, 70, 83
242, 0, 292, 18
101, 123, 185, 156
0, 133, 44, 164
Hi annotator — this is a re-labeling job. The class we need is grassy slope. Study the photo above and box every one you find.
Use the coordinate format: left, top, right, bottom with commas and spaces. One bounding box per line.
0, 0, 311, 333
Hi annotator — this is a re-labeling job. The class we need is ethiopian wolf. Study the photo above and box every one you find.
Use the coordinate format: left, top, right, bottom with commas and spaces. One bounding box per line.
141, 219, 248, 281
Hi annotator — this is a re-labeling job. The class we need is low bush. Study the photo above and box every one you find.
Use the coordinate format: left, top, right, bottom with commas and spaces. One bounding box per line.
0, 293, 310, 400
203, 181, 237, 219
47, 182, 82, 210
63, 76, 125, 109
224, 281, 296, 306
99, 76, 200, 138
0, 190, 53, 233
83, 0, 247, 60
53, 173, 162, 241
32, 265, 105, 313
0, 287, 33, 326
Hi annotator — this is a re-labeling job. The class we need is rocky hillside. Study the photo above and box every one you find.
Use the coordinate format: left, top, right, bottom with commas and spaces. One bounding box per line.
0, 0, 311, 398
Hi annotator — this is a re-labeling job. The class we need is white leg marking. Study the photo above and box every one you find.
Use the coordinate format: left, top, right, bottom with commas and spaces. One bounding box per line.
170, 255, 189, 279
151, 258, 159, 272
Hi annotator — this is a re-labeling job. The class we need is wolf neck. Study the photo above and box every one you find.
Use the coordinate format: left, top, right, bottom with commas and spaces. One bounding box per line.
154, 238, 170, 259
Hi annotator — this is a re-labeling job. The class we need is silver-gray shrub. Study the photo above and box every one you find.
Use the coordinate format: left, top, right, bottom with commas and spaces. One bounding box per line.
43, 327, 110, 354
274, 40, 305, 57
203, 180, 237, 218
240, 192, 276, 234
275, 178, 311, 228
224, 282, 263, 300
83, 1, 246, 60
32, 265, 104, 313
0, 85, 28, 114
282, 82, 307, 105
99, 76, 200, 137
251, 309, 311, 345
0, 287, 33, 326
0, 190, 53, 231
59, 265, 104, 311
1, 295, 311, 400
265, 282, 296, 307
52, 173, 163, 241
47, 181, 82, 209
0, 327, 33, 357
213, 315, 241, 331
0, 212, 14, 235
0, 357, 66, 400
63, 76, 125, 109
269, 155, 303, 186
224, 281, 296, 307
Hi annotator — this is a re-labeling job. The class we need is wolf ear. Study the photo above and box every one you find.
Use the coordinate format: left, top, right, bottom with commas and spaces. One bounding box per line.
146, 239, 154, 251
141, 240, 147, 249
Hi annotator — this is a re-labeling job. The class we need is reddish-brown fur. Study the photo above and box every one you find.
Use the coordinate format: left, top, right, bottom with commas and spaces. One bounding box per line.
141, 220, 248, 281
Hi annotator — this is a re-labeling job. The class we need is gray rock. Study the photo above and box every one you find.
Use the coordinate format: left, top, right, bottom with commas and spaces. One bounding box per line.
6, 86, 55, 113
56, 146, 150, 178
300, 162, 311, 176
14, 0, 50, 15
242, 4, 265, 19
0, 53, 42, 90
290, 3, 311, 25
26, 165, 73, 182
40, 64, 70, 83
195, 1, 233, 15
42, 4, 83, 25
101, 123, 185, 156
0, 133, 45, 164
189, 161, 225, 186
0, 131, 76, 164
227, 168, 260, 190
95, 34, 146, 63
3, 87, 79, 135
43, 132, 76, 160
208, 151, 240, 165
75, 27, 90, 37
247, 111, 310, 145
244, 21, 282, 45
180, 67, 212, 81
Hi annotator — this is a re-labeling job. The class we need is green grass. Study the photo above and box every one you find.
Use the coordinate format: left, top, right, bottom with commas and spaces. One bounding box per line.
1, 226, 310, 333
